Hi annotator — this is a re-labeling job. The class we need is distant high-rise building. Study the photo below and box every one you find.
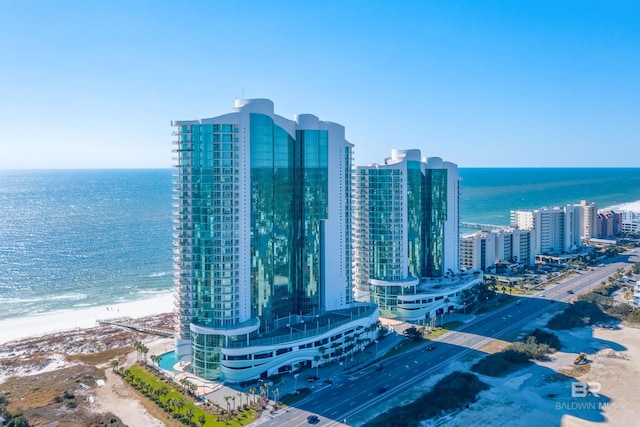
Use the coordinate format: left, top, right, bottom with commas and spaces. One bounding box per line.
352, 150, 473, 321
172, 99, 378, 382
580, 200, 597, 240
460, 230, 497, 272
460, 227, 535, 272
597, 210, 622, 238
510, 205, 581, 255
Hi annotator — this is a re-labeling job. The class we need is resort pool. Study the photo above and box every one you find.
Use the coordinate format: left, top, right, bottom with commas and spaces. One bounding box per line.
158, 351, 181, 374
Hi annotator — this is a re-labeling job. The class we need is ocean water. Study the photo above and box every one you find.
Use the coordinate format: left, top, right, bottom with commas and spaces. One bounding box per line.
459, 168, 640, 227
1, 168, 640, 321
0, 169, 175, 321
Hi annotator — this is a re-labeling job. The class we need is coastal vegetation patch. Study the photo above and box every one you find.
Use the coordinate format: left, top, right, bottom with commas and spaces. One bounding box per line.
0, 364, 125, 426
471, 329, 559, 377
0, 395, 30, 427
548, 269, 640, 330
367, 371, 489, 427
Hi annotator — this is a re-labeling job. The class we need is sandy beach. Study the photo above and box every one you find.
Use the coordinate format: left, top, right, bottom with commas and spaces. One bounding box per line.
604, 200, 640, 212
0, 292, 174, 345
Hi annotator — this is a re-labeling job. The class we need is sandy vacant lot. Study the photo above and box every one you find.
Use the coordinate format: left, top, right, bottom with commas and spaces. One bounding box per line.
430, 323, 640, 427
349, 310, 639, 427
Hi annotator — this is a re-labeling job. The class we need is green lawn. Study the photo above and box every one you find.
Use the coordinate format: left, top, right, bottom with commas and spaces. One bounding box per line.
124, 365, 257, 426
424, 321, 463, 339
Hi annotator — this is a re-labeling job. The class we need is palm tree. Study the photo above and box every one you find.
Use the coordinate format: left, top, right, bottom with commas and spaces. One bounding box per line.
314, 355, 321, 377
175, 398, 185, 415
259, 384, 268, 403
111, 358, 119, 372
224, 395, 231, 414
249, 387, 256, 405
167, 397, 177, 412
319, 346, 328, 365
133, 340, 142, 362
185, 408, 194, 423
159, 385, 169, 402
197, 414, 206, 427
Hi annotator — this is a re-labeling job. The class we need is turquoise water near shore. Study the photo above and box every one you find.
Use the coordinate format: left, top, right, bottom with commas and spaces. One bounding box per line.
459, 168, 640, 227
1, 168, 639, 321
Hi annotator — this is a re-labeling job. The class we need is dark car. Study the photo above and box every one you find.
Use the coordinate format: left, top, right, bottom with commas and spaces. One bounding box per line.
567, 289, 575, 294
377, 387, 388, 393
307, 415, 320, 424
515, 300, 521, 305
426, 345, 436, 351
307, 376, 320, 383
375, 364, 384, 371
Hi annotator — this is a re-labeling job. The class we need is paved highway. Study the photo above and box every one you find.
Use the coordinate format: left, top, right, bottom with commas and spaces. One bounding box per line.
252, 249, 639, 427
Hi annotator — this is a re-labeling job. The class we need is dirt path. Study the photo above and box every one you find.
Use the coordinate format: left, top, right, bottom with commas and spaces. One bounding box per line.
93, 368, 166, 427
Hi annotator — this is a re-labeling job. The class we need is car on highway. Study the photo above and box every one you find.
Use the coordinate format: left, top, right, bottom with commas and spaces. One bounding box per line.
377, 387, 388, 393
375, 364, 384, 371
307, 376, 320, 383
425, 345, 436, 351
307, 415, 320, 424
567, 289, 575, 294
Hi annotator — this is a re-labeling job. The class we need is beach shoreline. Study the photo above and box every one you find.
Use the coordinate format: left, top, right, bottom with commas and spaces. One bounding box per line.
0, 292, 174, 345
604, 200, 640, 212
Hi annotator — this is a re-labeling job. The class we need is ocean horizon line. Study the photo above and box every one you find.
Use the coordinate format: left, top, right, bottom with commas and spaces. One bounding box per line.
2, 166, 640, 172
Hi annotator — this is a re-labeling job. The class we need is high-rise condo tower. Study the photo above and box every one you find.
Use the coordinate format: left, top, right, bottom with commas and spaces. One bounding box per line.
353, 150, 476, 321
172, 99, 378, 382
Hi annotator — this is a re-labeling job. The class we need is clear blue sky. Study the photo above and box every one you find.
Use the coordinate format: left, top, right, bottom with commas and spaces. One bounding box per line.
2, 0, 639, 169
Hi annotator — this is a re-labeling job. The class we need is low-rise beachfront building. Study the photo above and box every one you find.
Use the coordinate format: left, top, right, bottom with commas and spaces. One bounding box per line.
460, 230, 497, 271
172, 99, 378, 383
460, 227, 536, 272
619, 210, 640, 234
597, 210, 623, 238
390, 272, 483, 323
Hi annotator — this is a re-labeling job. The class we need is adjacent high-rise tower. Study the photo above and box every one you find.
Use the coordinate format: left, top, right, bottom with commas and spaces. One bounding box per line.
353, 150, 467, 320
172, 99, 378, 382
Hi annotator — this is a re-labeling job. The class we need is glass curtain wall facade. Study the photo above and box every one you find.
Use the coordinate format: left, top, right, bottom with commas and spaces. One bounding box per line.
424, 168, 448, 277
353, 150, 459, 318
173, 122, 242, 378
249, 114, 328, 333
172, 99, 370, 381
